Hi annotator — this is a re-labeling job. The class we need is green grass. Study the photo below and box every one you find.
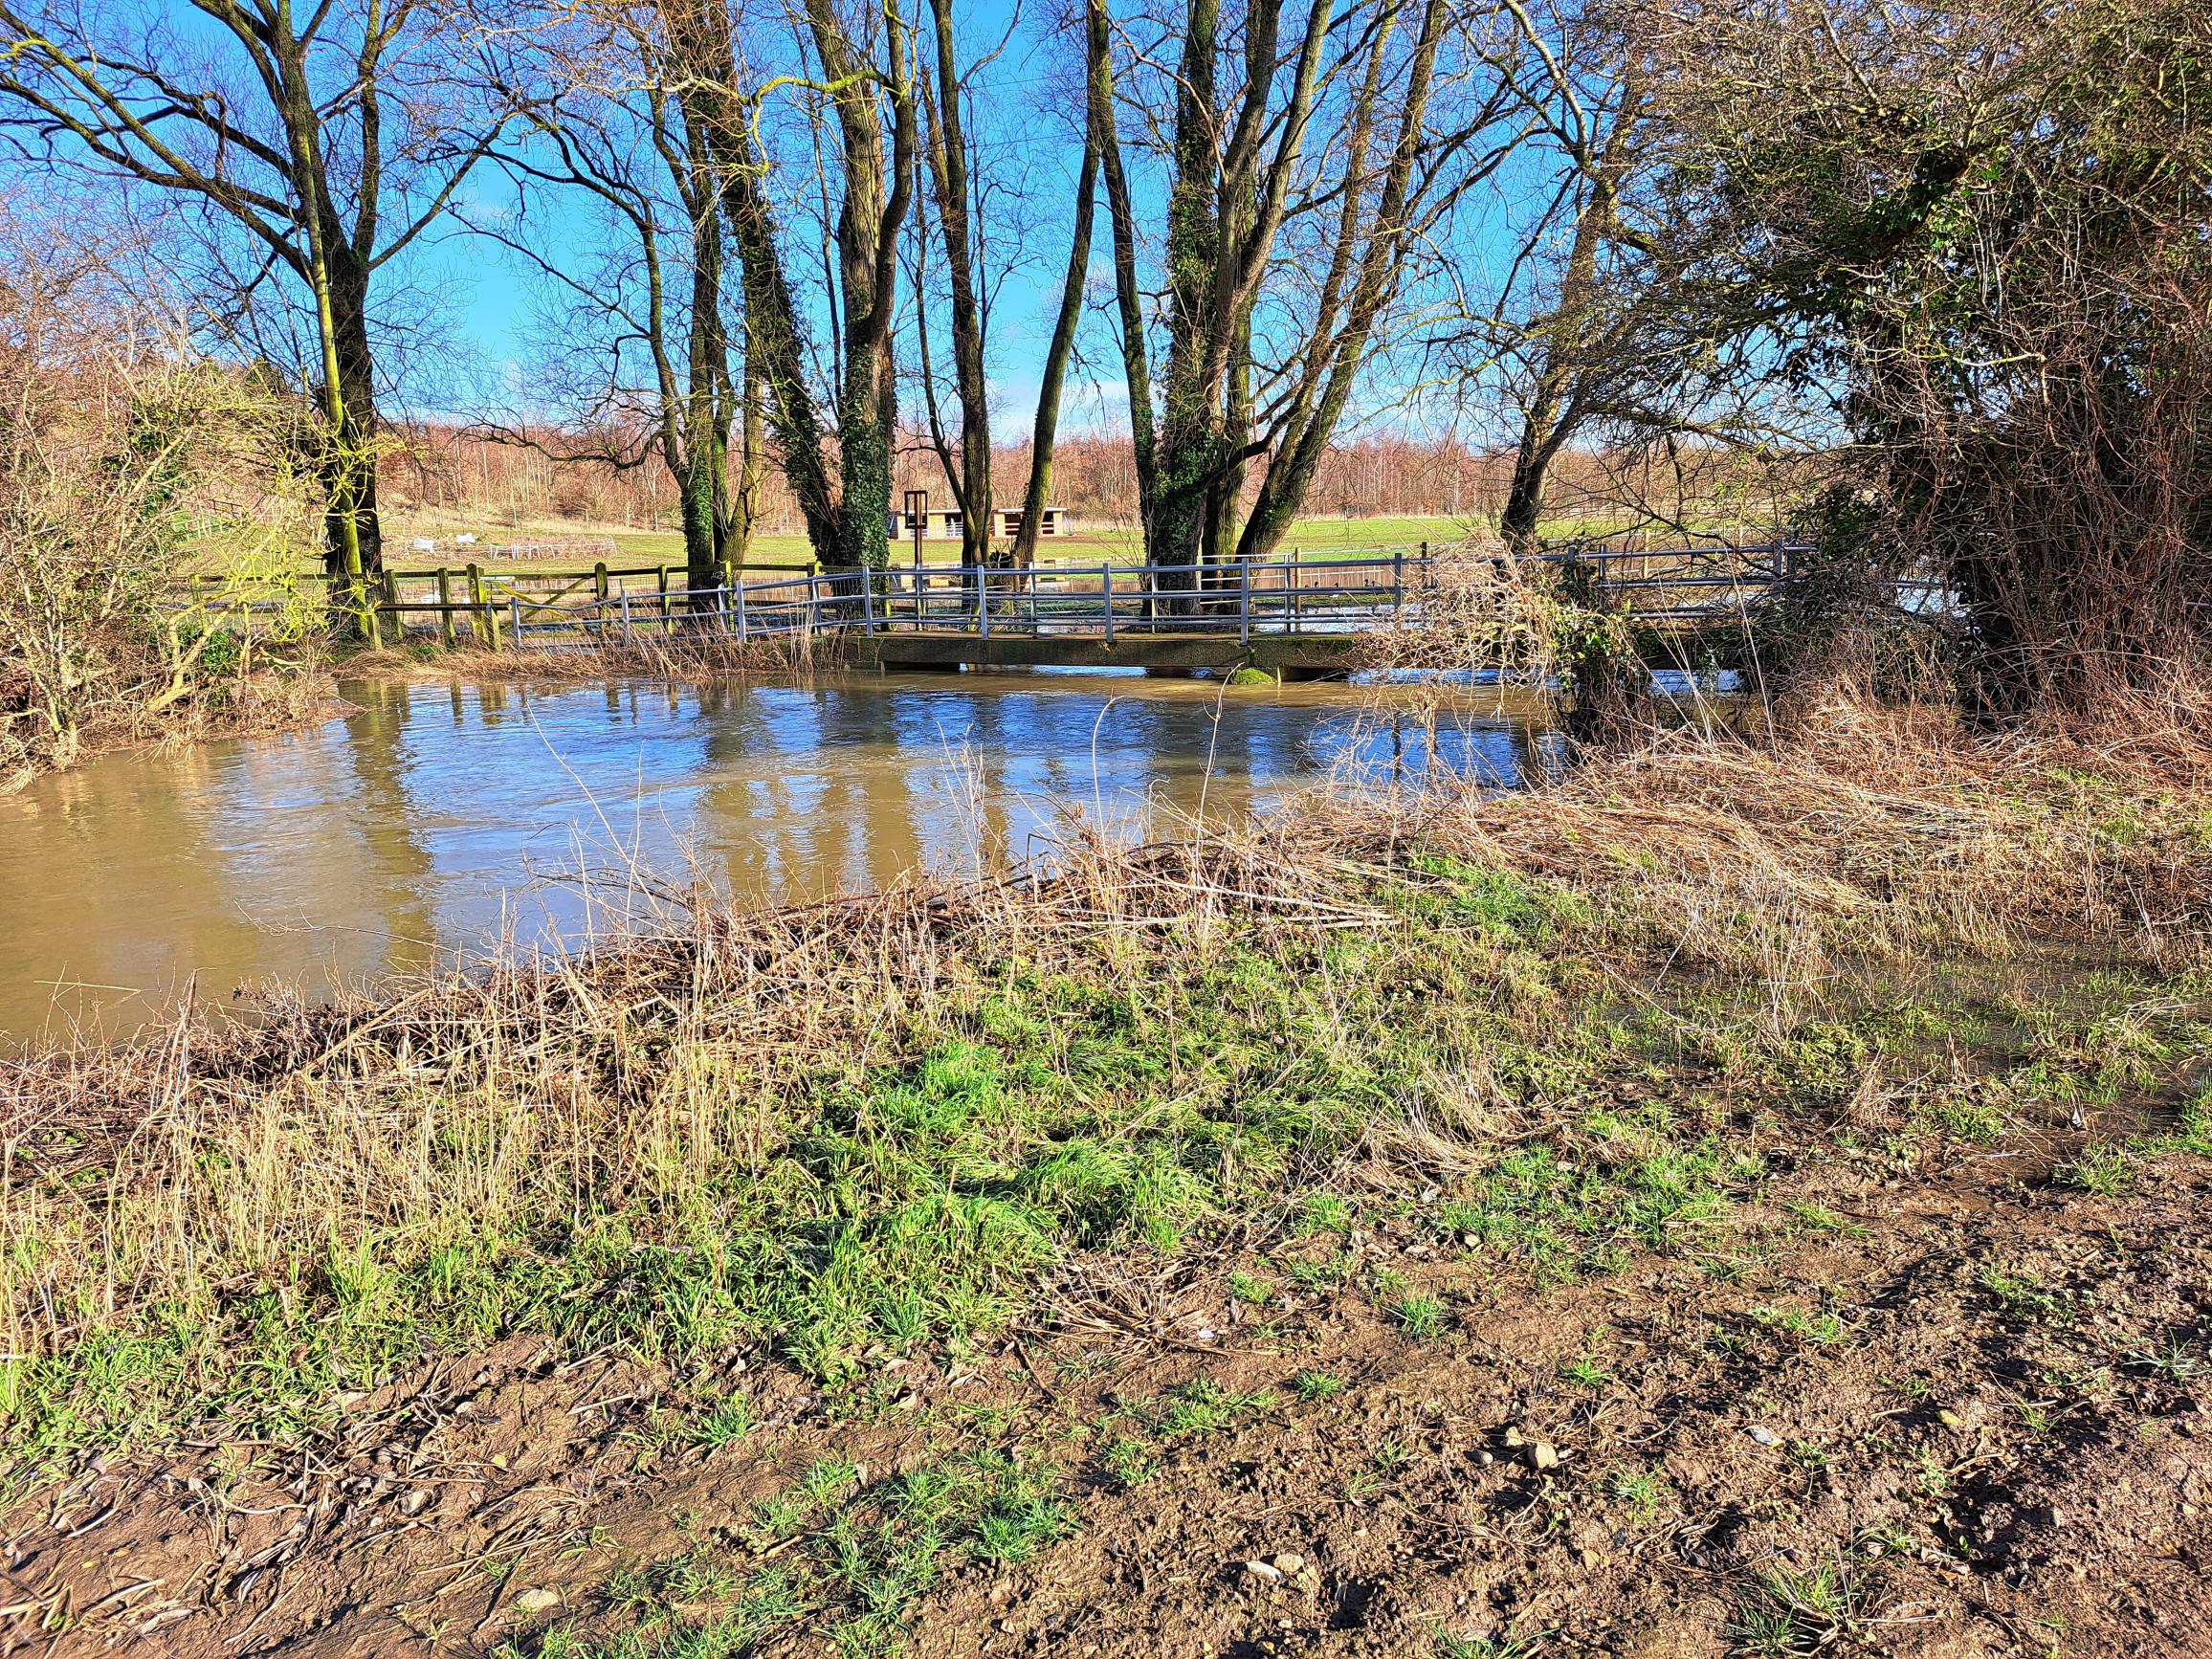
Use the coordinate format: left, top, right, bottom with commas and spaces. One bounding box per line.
384, 513, 1475, 577
1393, 1294, 1449, 1341
1749, 1306, 1852, 1346
1607, 1468, 1668, 1518
511, 1445, 1073, 1659
7, 750, 2208, 1508
1731, 1561, 1861, 1654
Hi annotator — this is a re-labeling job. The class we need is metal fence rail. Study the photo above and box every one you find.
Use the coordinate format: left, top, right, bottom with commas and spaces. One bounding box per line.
174, 543, 1879, 651
482, 547, 1808, 650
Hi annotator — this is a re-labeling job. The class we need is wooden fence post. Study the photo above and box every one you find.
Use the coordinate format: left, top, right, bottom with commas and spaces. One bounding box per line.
467, 563, 486, 645
436, 566, 455, 649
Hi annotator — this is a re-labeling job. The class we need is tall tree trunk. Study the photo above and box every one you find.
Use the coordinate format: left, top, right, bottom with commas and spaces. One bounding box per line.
325, 257, 385, 586
733, 350, 765, 564
1499, 384, 1560, 552
1093, 0, 1157, 555
1011, 47, 1102, 570
1151, 0, 1223, 585
802, 0, 916, 575
1149, 0, 1329, 584
679, 193, 731, 602
924, 0, 991, 565
722, 139, 841, 562
1236, 0, 1447, 564
1498, 69, 1632, 554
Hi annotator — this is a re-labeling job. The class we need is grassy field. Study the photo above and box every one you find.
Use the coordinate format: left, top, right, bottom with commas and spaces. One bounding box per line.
292, 511, 1766, 583
2, 700, 2208, 1655
380, 514, 1482, 571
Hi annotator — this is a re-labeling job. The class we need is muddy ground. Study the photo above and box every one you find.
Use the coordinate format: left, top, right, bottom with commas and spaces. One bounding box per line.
6, 1113, 2205, 1659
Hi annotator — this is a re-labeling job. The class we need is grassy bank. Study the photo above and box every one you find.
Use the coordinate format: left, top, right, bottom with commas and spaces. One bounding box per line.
376, 513, 1481, 568
3, 703, 2209, 1654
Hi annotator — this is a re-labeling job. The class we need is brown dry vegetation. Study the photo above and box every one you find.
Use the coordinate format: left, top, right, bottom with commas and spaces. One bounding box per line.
0, 212, 339, 788
0, 697, 2207, 1656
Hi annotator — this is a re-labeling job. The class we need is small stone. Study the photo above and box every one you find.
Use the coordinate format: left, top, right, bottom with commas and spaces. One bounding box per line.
400, 1489, 432, 1515
1273, 1552, 1305, 1575
1502, 1426, 1528, 1449
1747, 1427, 1781, 1447
1242, 1559, 1283, 1585
1477, 1450, 1495, 1466
1528, 1441, 1560, 1471
1938, 1409, 1965, 1430
489, 1454, 509, 1471
514, 1588, 561, 1615
1195, 1328, 1218, 1343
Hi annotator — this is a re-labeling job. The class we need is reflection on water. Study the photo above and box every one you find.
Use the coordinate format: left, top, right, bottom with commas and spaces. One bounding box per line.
0, 672, 1558, 1042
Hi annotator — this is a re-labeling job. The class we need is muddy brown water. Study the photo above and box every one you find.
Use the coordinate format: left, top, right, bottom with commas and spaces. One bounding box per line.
0, 671, 1559, 1045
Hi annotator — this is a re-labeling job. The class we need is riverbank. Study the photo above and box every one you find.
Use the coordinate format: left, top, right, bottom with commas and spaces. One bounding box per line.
2, 699, 2207, 1656
0, 660, 343, 794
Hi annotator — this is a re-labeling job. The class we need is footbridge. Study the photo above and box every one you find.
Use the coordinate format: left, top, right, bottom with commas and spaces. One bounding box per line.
463, 546, 1798, 675
168, 545, 1799, 672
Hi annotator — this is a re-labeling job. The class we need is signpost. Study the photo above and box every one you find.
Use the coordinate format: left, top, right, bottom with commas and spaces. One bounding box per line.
903, 488, 929, 570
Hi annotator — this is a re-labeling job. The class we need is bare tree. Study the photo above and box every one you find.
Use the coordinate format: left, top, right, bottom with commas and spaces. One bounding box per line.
474, 0, 771, 597
915, 0, 994, 564
1485, 12, 1655, 551
0, 0, 510, 625
716, 0, 918, 574
1094, 0, 1509, 582
1009, 0, 1108, 569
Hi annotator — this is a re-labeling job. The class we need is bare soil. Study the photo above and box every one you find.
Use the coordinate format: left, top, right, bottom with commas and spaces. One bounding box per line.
8, 1122, 2205, 1658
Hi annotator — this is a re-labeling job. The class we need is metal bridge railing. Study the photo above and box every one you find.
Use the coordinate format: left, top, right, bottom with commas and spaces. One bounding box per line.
485, 547, 1815, 651
171, 544, 1851, 650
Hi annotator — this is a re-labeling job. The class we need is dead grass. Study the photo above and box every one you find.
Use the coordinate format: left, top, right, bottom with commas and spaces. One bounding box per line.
0, 695, 2205, 1493
351, 626, 848, 686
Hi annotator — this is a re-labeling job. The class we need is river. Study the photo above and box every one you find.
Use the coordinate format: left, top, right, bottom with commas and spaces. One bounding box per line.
0, 671, 1558, 1044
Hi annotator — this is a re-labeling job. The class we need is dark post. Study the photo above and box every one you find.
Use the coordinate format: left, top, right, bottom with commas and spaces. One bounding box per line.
904, 488, 929, 571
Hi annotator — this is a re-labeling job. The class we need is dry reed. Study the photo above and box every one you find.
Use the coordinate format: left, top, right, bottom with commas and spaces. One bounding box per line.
0, 696, 2203, 1465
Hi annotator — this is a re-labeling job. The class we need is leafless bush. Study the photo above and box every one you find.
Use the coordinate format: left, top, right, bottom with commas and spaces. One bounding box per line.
0, 212, 324, 782
1641, 0, 2212, 714
1357, 536, 1559, 683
